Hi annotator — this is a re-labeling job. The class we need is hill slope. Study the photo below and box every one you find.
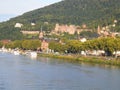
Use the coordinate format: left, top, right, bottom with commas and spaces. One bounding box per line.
11, 0, 120, 24
0, 0, 120, 40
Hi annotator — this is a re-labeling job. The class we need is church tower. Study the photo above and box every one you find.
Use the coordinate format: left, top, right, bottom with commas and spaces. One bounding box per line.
39, 26, 44, 39
97, 25, 101, 35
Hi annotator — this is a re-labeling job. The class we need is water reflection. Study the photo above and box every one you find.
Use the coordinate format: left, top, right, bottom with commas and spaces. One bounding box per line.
37, 56, 120, 70
0, 53, 120, 90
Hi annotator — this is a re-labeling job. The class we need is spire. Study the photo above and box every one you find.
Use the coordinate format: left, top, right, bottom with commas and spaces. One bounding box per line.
39, 26, 44, 39
97, 25, 101, 35
41, 26, 43, 32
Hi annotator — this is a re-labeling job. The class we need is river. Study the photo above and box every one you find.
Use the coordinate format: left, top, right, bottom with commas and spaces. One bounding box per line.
0, 52, 120, 90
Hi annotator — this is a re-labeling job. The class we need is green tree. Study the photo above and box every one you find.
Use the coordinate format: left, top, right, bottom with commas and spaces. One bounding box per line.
49, 41, 67, 53
22, 40, 41, 50
0, 42, 3, 48
66, 40, 82, 53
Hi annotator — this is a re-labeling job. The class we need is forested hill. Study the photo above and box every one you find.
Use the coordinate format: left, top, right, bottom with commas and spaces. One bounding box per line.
10, 0, 120, 25
0, 0, 120, 40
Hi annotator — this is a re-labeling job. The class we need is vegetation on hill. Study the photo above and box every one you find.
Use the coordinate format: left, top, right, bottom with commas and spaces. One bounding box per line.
0, 0, 120, 40
11, 0, 120, 25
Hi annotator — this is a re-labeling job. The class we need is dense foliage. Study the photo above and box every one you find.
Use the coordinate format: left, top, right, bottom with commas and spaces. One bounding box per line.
0, 42, 3, 48
3, 37, 120, 56
0, 22, 24, 40
49, 41, 67, 53
5, 40, 41, 50
49, 37, 120, 56
83, 38, 120, 56
11, 0, 120, 25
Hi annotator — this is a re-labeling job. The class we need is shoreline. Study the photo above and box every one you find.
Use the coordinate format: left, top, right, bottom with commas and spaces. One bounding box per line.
38, 53, 120, 66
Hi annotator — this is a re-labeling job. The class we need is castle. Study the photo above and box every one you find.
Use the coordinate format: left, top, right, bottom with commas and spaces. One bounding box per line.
52, 23, 92, 35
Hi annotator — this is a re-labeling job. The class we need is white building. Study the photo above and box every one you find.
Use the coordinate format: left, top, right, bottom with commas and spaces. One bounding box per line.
80, 38, 87, 42
14, 23, 23, 28
31, 23, 36, 26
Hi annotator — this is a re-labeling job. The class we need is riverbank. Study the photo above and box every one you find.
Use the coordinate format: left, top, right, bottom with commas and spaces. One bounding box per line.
38, 53, 120, 66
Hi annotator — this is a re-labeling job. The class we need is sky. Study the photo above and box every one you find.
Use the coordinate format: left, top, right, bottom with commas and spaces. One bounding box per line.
0, 0, 62, 22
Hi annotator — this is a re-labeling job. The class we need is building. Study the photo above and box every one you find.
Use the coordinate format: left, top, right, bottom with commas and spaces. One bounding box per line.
1, 39, 11, 45
21, 31, 39, 35
80, 38, 87, 42
53, 23, 92, 35
31, 23, 36, 26
41, 40, 49, 52
15, 23, 23, 28
54, 23, 77, 35
39, 32, 44, 39
97, 25, 117, 38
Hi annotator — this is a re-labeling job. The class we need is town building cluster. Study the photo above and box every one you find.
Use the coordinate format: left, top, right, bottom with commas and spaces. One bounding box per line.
52, 23, 92, 35
97, 20, 119, 38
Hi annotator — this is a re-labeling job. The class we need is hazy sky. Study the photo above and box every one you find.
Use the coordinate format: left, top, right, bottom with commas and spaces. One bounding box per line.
0, 0, 61, 22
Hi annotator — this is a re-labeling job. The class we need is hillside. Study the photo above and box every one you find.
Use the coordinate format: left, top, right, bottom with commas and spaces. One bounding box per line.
0, 0, 120, 40
10, 0, 120, 25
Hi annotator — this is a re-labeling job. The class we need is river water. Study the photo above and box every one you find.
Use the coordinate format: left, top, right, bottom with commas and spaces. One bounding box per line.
0, 52, 120, 90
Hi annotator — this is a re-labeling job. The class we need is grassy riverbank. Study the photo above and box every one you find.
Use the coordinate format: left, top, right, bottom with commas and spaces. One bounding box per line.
38, 53, 120, 66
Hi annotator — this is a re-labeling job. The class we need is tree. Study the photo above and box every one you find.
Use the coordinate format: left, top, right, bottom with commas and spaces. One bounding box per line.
49, 41, 67, 53
66, 40, 82, 53
12, 40, 23, 49
0, 42, 3, 48
22, 40, 41, 50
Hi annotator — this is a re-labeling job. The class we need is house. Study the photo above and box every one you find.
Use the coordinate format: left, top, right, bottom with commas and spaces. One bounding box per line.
80, 38, 87, 42
86, 50, 105, 56
1, 39, 11, 45
113, 51, 120, 57
31, 23, 36, 26
15, 23, 23, 28
97, 22, 118, 38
